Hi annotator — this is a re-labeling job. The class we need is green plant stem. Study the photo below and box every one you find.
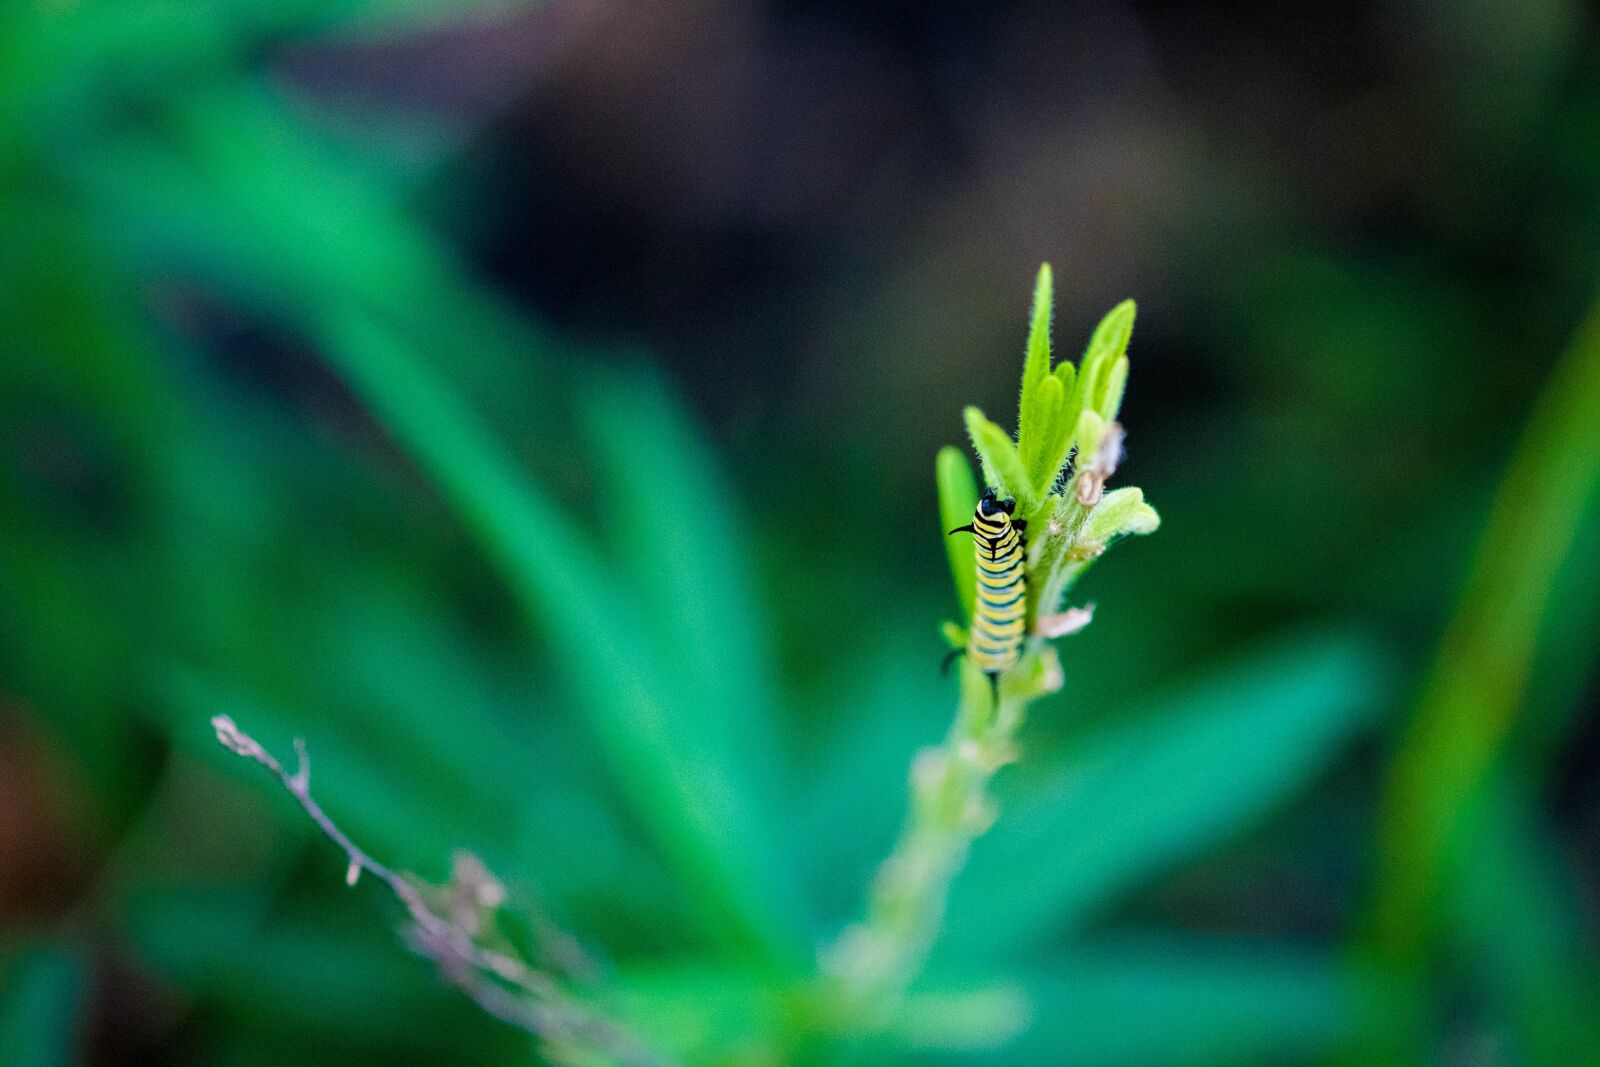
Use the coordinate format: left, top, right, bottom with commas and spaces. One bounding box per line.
819, 649, 1060, 1031
1027, 494, 1096, 629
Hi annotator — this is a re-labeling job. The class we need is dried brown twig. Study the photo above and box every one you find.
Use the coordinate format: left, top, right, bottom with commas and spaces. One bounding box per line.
210, 715, 669, 1067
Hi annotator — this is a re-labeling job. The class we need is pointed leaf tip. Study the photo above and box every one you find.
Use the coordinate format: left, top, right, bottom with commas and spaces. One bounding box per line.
965, 410, 1035, 513
1077, 300, 1137, 415
1018, 263, 1056, 446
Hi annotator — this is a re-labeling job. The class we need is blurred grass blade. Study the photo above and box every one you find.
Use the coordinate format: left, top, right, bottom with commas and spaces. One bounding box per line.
936, 446, 980, 620
1370, 296, 1600, 961
577, 362, 798, 888
944, 631, 1394, 958
1445, 776, 1600, 1063
315, 310, 804, 966
579, 362, 780, 752
0, 945, 85, 1067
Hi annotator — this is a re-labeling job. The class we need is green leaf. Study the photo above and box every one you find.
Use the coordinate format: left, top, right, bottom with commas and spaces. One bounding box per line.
0, 945, 85, 1067
937, 446, 981, 621
579, 363, 788, 826
941, 620, 969, 650
1051, 360, 1076, 409
1072, 408, 1107, 467
1084, 299, 1136, 371
1041, 361, 1082, 491
315, 311, 804, 967
1016, 263, 1054, 446
1019, 374, 1065, 494
1096, 355, 1129, 423
1074, 300, 1135, 425
1081, 486, 1161, 544
944, 631, 1394, 958
964, 407, 1037, 513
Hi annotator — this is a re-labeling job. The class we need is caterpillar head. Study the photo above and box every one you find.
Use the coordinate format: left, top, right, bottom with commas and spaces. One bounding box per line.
978, 487, 1017, 517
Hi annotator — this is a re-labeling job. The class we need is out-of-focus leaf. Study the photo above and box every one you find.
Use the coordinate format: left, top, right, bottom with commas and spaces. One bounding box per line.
892, 982, 1032, 1052
579, 364, 786, 809
943, 631, 1395, 957
310, 0, 536, 39
1445, 776, 1600, 1063
77, 87, 551, 402
1372, 296, 1600, 962
130, 895, 492, 1051
0, 944, 85, 1067
953, 938, 1389, 1065
936, 446, 980, 621
794, 631, 954, 925
614, 963, 789, 1064
314, 311, 804, 966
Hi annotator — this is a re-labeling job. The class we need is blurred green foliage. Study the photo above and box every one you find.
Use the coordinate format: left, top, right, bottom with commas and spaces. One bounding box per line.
4, 1, 1600, 1065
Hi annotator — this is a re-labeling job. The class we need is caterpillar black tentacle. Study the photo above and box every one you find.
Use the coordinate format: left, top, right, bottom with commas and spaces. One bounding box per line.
949, 486, 1027, 687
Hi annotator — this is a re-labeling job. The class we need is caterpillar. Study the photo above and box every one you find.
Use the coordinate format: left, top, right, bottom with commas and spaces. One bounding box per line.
949, 487, 1028, 686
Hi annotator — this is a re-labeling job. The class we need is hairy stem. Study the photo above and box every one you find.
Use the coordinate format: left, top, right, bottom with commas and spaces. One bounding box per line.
818, 649, 1060, 1030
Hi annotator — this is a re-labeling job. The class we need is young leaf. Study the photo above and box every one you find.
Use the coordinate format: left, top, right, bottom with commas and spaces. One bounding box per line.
1052, 359, 1077, 406
1081, 486, 1161, 544
1017, 263, 1054, 447
964, 406, 1037, 513
1097, 355, 1129, 423
937, 445, 981, 621
1074, 300, 1136, 426
1020, 374, 1065, 492
1084, 299, 1136, 372
1073, 409, 1107, 468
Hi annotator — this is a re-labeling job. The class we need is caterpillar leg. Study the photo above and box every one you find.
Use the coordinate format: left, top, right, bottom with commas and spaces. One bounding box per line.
940, 647, 965, 676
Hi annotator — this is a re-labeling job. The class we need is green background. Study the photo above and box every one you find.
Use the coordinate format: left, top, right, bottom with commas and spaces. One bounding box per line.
2, 1, 1599, 1063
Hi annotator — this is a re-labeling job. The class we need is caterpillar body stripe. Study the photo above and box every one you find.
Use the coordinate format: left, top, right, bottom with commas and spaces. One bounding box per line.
950, 487, 1028, 681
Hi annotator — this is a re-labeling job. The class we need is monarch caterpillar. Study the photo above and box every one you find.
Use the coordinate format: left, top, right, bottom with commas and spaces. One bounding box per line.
948, 487, 1028, 687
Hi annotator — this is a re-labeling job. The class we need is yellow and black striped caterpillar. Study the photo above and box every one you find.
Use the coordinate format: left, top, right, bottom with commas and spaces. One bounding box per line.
949, 487, 1028, 686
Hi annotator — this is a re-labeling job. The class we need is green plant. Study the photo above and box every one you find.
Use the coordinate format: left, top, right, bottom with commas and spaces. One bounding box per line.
819, 265, 1159, 1031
